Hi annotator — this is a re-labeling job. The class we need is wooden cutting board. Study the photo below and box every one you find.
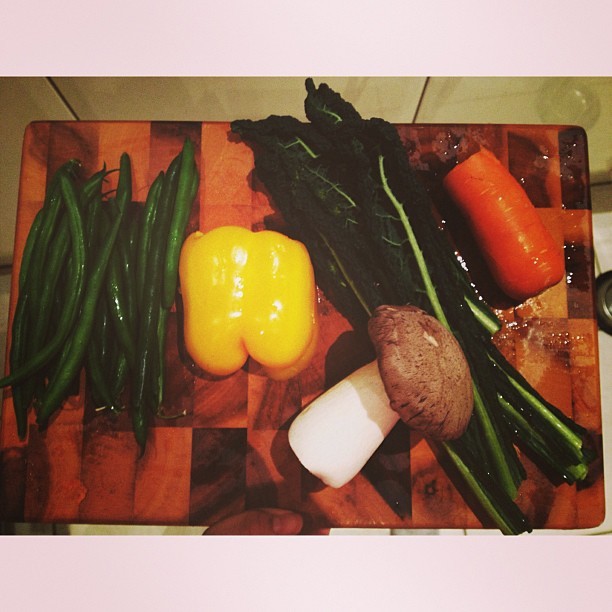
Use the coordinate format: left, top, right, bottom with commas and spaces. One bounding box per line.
0, 120, 604, 530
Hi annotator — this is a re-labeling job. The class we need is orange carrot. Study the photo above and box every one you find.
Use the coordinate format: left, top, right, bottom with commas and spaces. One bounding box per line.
442, 147, 565, 302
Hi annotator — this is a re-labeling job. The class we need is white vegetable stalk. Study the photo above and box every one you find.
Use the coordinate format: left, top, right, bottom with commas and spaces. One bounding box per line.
288, 360, 399, 488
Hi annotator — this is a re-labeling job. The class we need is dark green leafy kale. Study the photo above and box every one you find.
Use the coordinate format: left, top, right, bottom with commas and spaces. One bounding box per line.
231, 78, 596, 535
233, 115, 410, 326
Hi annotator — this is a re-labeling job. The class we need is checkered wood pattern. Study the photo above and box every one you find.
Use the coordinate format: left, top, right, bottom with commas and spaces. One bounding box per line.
0, 121, 603, 529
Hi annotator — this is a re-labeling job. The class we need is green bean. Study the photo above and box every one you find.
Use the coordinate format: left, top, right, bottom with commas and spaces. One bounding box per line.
106, 249, 136, 368
4, 163, 83, 435
83, 207, 124, 410
84, 193, 103, 266
47, 286, 81, 400
10, 210, 47, 435
131, 154, 181, 451
80, 165, 111, 207
18, 159, 79, 291
8, 192, 61, 432
0, 171, 86, 391
151, 305, 168, 413
6, 148, 196, 446
37, 154, 131, 425
110, 351, 129, 407
29, 215, 71, 353
28, 189, 63, 298
136, 172, 164, 310
8, 287, 34, 437
161, 138, 199, 309
18, 210, 45, 291
98, 295, 129, 409
85, 300, 117, 410
100, 198, 139, 370
115, 200, 139, 327
27, 160, 80, 284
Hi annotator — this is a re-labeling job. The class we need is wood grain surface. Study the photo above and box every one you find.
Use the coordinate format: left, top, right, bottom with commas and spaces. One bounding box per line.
0, 121, 604, 530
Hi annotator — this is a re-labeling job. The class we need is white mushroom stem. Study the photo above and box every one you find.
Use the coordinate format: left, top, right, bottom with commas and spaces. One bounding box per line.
288, 360, 399, 489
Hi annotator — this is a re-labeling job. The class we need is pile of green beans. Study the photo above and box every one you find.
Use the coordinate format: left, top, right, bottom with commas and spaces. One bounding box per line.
0, 138, 199, 453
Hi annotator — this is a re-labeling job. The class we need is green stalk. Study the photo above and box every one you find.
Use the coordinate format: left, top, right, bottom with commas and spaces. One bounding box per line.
378, 155, 448, 327
505, 374, 584, 454
497, 395, 587, 482
378, 154, 518, 498
317, 230, 373, 318
443, 442, 527, 535
471, 387, 518, 498
283, 137, 320, 159
467, 297, 502, 335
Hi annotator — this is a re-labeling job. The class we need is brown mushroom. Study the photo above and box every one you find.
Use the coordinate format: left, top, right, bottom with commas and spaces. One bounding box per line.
367, 304, 473, 440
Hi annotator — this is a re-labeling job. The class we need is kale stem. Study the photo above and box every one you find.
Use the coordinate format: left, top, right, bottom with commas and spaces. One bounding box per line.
306, 167, 358, 208
378, 155, 448, 327
466, 297, 502, 335
497, 395, 588, 482
378, 154, 519, 499
317, 230, 373, 318
504, 373, 585, 453
320, 105, 343, 124
283, 137, 320, 159
442, 442, 520, 535
471, 386, 519, 498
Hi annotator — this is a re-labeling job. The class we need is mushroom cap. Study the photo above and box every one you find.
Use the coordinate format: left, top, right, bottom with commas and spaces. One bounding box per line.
367, 305, 474, 440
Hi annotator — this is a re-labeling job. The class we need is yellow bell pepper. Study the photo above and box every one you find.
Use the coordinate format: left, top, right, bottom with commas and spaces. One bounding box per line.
179, 225, 319, 380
